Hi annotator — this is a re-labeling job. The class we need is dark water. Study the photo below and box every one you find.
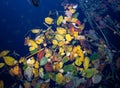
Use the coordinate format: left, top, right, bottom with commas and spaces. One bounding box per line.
0, 0, 62, 56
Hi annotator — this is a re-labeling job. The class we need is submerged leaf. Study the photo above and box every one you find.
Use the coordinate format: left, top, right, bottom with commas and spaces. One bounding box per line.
0, 50, 10, 58
0, 80, 4, 88
3, 56, 16, 66
0, 63, 5, 68
90, 53, 100, 61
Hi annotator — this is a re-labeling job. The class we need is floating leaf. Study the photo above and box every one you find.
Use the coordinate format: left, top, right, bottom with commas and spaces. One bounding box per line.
0, 50, 10, 58
83, 57, 90, 70
56, 73, 65, 84
31, 29, 40, 33
57, 15, 63, 25
56, 27, 66, 35
23, 64, 28, 70
30, 48, 38, 54
90, 53, 100, 61
28, 39, 38, 49
79, 23, 85, 30
37, 49, 45, 61
0, 63, 5, 68
75, 57, 82, 66
3, 56, 16, 66
82, 68, 98, 78
40, 57, 48, 66
65, 34, 73, 42
45, 17, 53, 25
53, 62, 63, 71
0, 80, 4, 88
62, 57, 69, 64
72, 12, 79, 18
52, 39, 58, 45
63, 64, 76, 72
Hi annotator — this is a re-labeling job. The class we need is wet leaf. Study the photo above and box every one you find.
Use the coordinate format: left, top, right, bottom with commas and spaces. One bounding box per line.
45, 17, 53, 24
0, 50, 10, 58
72, 12, 79, 18
0, 80, 4, 88
30, 48, 38, 54
56, 73, 65, 84
82, 68, 98, 78
83, 57, 90, 70
90, 53, 100, 61
40, 57, 48, 66
31, 29, 40, 33
62, 57, 69, 64
63, 64, 76, 72
75, 57, 82, 66
3, 56, 16, 66
57, 15, 63, 25
0, 63, 5, 68
56, 27, 66, 35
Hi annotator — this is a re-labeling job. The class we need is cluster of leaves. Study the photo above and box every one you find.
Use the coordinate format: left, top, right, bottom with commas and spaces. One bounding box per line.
0, 2, 111, 88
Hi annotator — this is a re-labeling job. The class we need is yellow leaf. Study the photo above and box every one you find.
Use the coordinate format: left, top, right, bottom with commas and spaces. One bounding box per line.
65, 34, 73, 42
83, 57, 90, 70
3, 56, 16, 66
56, 27, 66, 35
34, 61, 39, 69
69, 9, 76, 14
29, 46, 35, 51
0, 63, 5, 68
33, 68, 39, 78
28, 39, 38, 48
53, 62, 63, 71
0, 50, 10, 58
71, 18, 78, 23
35, 38, 44, 44
75, 57, 82, 66
52, 39, 58, 45
57, 15, 63, 25
55, 34, 64, 41
45, 17, 53, 25
73, 31, 78, 38
0, 80, 4, 88
56, 73, 65, 84
9, 65, 21, 76
79, 23, 85, 30
58, 41, 65, 47
31, 29, 40, 33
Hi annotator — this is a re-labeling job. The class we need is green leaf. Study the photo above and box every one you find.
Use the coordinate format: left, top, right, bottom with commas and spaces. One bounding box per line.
3, 56, 16, 66
72, 12, 79, 18
23, 64, 28, 70
0, 50, 10, 58
30, 48, 38, 54
40, 57, 48, 66
0, 63, 5, 68
82, 68, 97, 78
62, 57, 69, 64
57, 15, 63, 26
90, 53, 100, 61
63, 64, 76, 72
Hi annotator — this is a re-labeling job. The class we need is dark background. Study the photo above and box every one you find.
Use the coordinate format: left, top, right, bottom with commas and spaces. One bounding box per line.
0, 0, 62, 56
